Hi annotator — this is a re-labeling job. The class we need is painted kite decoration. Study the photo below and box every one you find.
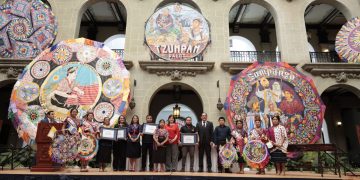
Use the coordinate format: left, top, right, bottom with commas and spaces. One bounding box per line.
225, 62, 325, 144
0, 0, 57, 59
144, 3, 210, 61
8, 38, 130, 145
335, 17, 360, 63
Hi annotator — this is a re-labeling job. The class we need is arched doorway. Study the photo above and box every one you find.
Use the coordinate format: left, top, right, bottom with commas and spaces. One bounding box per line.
156, 103, 198, 127
0, 80, 22, 148
304, 1, 348, 62
78, 0, 127, 42
229, 2, 278, 62
321, 85, 360, 166
149, 83, 203, 124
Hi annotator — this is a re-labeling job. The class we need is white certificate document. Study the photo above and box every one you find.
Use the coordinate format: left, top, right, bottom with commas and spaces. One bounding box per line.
144, 124, 157, 134
117, 129, 126, 139
183, 135, 195, 144
102, 129, 115, 138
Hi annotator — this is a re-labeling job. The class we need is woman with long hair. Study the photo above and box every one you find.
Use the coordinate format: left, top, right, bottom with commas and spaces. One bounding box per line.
126, 115, 141, 171
113, 115, 128, 171
164, 114, 180, 172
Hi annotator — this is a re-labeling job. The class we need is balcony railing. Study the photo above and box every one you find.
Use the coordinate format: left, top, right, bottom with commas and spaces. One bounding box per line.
230, 51, 281, 62
112, 49, 124, 59
309, 52, 342, 63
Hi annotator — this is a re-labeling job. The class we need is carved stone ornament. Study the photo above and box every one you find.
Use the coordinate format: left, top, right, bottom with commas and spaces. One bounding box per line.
156, 70, 196, 80
139, 61, 214, 81
320, 72, 360, 83
0, 67, 23, 78
302, 63, 360, 83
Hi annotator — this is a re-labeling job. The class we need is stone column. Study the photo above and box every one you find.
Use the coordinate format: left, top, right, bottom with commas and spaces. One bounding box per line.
49, 0, 87, 43
273, 0, 310, 64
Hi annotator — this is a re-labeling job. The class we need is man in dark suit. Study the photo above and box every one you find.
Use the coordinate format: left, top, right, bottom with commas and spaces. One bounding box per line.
40, 111, 57, 123
195, 112, 214, 172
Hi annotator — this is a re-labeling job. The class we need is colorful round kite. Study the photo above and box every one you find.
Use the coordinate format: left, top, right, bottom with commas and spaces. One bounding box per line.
218, 143, 238, 168
78, 134, 99, 161
9, 38, 130, 145
225, 62, 325, 144
335, 17, 360, 63
50, 133, 81, 164
0, 0, 57, 58
144, 3, 210, 61
243, 140, 270, 169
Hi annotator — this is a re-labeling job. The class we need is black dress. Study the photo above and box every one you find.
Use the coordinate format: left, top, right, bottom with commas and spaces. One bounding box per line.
153, 128, 168, 163
113, 124, 127, 170
126, 124, 141, 158
97, 139, 113, 163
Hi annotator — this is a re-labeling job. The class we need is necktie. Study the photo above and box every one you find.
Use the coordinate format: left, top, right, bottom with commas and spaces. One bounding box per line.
203, 121, 206, 127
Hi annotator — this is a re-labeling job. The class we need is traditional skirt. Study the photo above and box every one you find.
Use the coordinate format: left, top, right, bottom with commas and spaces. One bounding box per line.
97, 139, 112, 163
153, 137, 166, 163
237, 152, 245, 163
126, 141, 141, 158
270, 149, 287, 163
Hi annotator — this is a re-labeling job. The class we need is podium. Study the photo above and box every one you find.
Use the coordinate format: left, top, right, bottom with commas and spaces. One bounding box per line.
31, 122, 63, 172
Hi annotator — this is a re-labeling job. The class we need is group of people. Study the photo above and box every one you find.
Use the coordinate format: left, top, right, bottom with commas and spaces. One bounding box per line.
42, 109, 288, 175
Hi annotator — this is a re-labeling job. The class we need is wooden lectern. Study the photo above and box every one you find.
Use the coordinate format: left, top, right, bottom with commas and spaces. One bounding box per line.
31, 122, 63, 172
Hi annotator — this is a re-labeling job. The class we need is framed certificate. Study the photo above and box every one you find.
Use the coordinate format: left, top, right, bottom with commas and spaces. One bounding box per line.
116, 128, 127, 140
181, 133, 198, 145
100, 127, 116, 140
142, 123, 158, 135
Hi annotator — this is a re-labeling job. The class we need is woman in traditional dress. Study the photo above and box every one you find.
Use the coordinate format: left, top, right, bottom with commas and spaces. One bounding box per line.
231, 120, 248, 174
51, 108, 81, 166
62, 108, 81, 135
126, 115, 141, 171
97, 117, 113, 172
249, 115, 268, 175
164, 114, 180, 172
79, 111, 99, 172
113, 115, 128, 171
153, 119, 169, 172
267, 115, 288, 175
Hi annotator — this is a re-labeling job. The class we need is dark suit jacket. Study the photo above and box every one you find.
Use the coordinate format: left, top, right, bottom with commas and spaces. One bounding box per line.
195, 120, 214, 145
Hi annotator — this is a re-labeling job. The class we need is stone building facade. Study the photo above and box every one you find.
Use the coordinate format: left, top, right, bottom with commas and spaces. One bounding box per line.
1, 0, 360, 158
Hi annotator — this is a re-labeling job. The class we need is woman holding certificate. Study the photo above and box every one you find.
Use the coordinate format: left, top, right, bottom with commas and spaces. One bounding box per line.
113, 115, 128, 171
165, 115, 180, 172
97, 117, 113, 172
153, 119, 169, 172
126, 115, 141, 171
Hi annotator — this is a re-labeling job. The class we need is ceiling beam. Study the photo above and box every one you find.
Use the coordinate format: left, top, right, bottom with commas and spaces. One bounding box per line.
304, 5, 315, 17
232, 4, 247, 33
321, 8, 340, 25
108, 2, 126, 30
261, 12, 273, 27
233, 4, 248, 24
85, 9, 96, 25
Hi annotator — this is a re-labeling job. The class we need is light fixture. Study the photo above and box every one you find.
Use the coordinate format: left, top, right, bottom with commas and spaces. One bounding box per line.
336, 121, 342, 127
216, 80, 224, 111
173, 104, 181, 118
129, 80, 136, 110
